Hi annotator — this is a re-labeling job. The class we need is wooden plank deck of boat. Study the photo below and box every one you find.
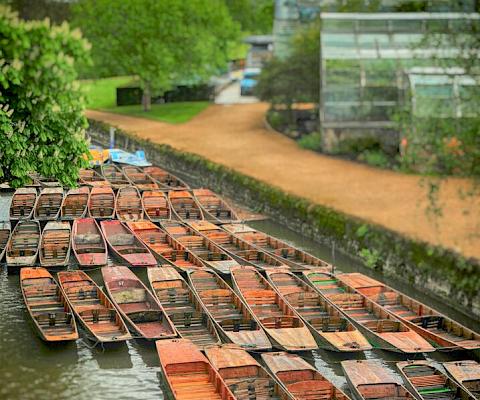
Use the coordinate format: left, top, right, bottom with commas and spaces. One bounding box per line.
443, 360, 480, 399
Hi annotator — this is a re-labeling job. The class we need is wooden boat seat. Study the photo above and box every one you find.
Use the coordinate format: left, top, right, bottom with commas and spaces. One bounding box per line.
79, 308, 117, 323
24, 284, 58, 298
329, 293, 364, 309
411, 315, 444, 330
75, 233, 102, 245
288, 380, 333, 400
310, 316, 348, 332
76, 246, 106, 254
35, 311, 73, 327
358, 383, 409, 399
261, 316, 301, 329
64, 287, 98, 301
219, 318, 257, 332
243, 289, 277, 305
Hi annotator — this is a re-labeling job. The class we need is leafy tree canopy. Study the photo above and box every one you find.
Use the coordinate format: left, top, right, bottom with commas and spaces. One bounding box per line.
73, 0, 239, 110
224, 0, 273, 34
0, 5, 90, 188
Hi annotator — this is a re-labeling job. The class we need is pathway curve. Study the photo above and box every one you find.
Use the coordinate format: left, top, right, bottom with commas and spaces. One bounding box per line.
86, 104, 480, 259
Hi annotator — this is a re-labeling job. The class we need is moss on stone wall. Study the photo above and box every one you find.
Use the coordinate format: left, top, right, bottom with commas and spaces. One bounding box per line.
88, 119, 480, 318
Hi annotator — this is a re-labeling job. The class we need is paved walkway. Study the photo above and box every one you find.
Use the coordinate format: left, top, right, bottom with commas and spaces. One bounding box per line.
87, 104, 480, 259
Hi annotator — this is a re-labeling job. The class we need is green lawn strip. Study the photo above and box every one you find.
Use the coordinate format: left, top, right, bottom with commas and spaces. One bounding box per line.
101, 101, 210, 124
80, 76, 137, 109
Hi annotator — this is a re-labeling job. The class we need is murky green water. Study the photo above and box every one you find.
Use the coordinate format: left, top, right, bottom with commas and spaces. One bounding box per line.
0, 194, 477, 400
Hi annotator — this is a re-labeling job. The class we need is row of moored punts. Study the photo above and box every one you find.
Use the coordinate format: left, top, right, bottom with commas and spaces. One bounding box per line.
3, 163, 480, 400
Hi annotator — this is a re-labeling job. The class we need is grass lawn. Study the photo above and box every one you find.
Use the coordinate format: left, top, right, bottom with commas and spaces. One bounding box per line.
80, 76, 136, 109
80, 76, 210, 124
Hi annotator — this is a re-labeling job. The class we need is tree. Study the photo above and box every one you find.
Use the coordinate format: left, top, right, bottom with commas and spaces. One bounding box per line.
0, 6, 90, 188
224, 0, 273, 34
73, 0, 239, 111
7, 0, 71, 23
256, 21, 320, 126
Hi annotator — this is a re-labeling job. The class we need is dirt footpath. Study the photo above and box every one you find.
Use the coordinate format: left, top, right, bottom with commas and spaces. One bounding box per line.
87, 104, 480, 259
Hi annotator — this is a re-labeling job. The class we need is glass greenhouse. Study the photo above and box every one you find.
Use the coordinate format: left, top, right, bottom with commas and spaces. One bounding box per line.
319, 12, 480, 139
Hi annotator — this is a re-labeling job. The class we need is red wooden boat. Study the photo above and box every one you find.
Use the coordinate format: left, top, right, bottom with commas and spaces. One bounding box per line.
72, 218, 108, 267
342, 360, 414, 400
188, 221, 289, 272
142, 190, 171, 222
162, 221, 239, 275
102, 265, 176, 340
231, 266, 317, 351
337, 272, 480, 353
101, 164, 129, 190
205, 344, 293, 400
58, 270, 131, 343
147, 266, 221, 350
20, 267, 78, 342
144, 166, 189, 190
223, 223, 332, 273
188, 269, 272, 350
303, 270, 435, 354
61, 186, 89, 220
88, 186, 115, 219
126, 220, 206, 271
262, 352, 350, 400
6, 220, 40, 267
122, 166, 158, 191
397, 360, 474, 400
266, 269, 371, 352
168, 190, 204, 221
156, 338, 235, 400
10, 187, 37, 220
0, 222, 11, 262
115, 186, 143, 221
79, 168, 110, 187
443, 360, 480, 399
34, 187, 64, 220
101, 220, 157, 267
192, 189, 239, 224
39, 221, 71, 268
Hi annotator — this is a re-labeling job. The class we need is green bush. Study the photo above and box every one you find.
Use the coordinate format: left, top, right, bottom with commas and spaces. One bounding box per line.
358, 149, 391, 168
0, 6, 90, 187
298, 132, 323, 151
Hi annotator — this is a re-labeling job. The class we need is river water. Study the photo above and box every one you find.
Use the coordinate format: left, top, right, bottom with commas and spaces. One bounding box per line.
0, 193, 478, 400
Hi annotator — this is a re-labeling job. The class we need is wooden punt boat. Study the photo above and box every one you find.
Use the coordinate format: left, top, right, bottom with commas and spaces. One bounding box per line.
101, 220, 157, 267
79, 168, 109, 187
115, 186, 143, 221
188, 269, 272, 350
34, 187, 63, 220
337, 273, 480, 353
147, 266, 221, 350
231, 266, 317, 351
223, 223, 332, 273
9, 187, 37, 220
144, 166, 189, 190
60, 186, 89, 220
122, 166, 158, 191
342, 360, 414, 400
127, 220, 206, 271
168, 190, 204, 221
142, 189, 171, 222
72, 218, 108, 267
88, 186, 115, 219
0, 222, 11, 262
189, 221, 290, 272
156, 338, 235, 400
102, 265, 176, 340
262, 352, 350, 400
205, 344, 293, 400
162, 221, 239, 275
397, 360, 474, 400
101, 164, 129, 190
443, 361, 480, 399
39, 221, 71, 268
20, 267, 78, 342
266, 270, 371, 352
192, 189, 239, 224
303, 270, 434, 354
57, 270, 131, 343
6, 220, 40, 267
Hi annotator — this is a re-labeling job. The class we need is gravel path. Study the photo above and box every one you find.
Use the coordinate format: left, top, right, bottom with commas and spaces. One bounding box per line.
87, 104, 480, 259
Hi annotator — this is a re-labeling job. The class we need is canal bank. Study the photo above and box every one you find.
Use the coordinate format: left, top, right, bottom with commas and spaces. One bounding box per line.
87, 118, 480, 320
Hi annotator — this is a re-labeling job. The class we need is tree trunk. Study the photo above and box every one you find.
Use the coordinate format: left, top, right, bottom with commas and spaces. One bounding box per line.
142, 83, 151, 112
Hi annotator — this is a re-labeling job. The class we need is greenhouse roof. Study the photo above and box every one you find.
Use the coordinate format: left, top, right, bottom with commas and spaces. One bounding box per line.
406, 67, 478, 87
